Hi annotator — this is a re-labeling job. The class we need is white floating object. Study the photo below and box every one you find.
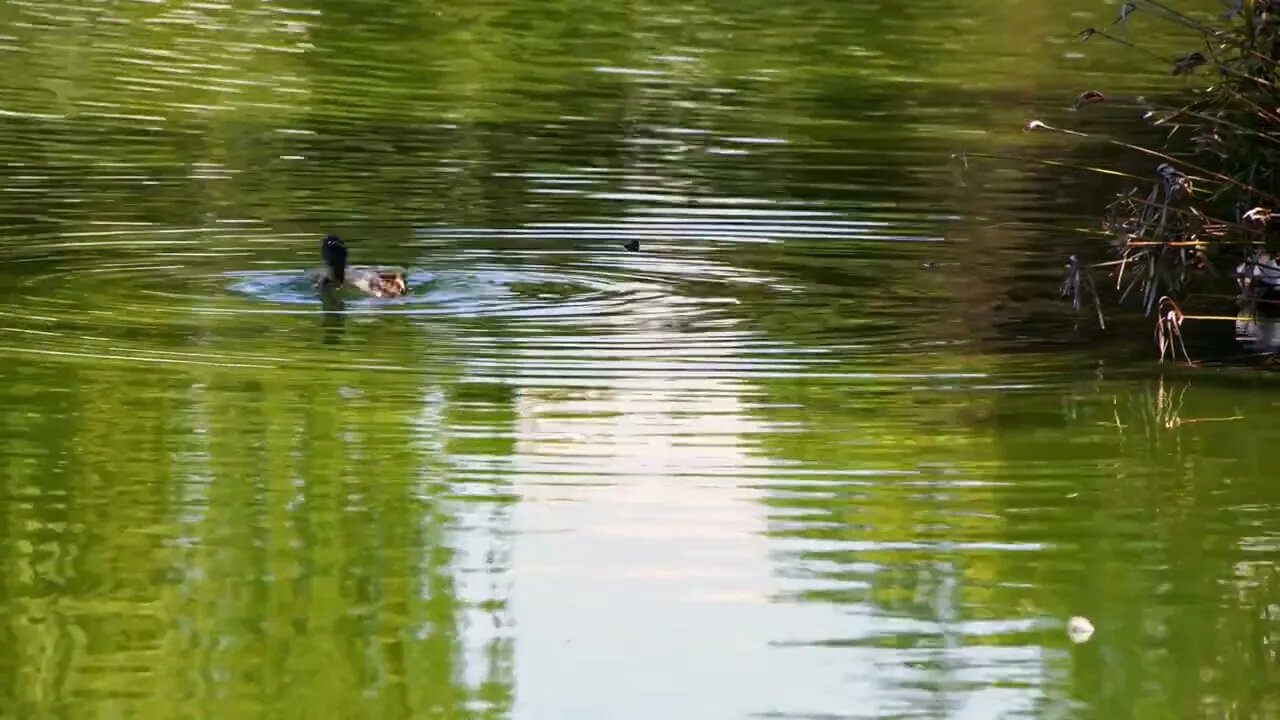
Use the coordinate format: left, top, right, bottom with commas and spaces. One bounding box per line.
1066, 615, 1095, 644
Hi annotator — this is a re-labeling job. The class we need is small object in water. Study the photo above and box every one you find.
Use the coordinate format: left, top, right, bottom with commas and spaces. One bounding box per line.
623, 238, 640, 252
314, 234, 408, 298
1172, 51, 1207, 76
1077, 27, 1097, 42
1071, 90, 1105, 111
1023, 119, 1049, 132
1067, 616, 1095, 644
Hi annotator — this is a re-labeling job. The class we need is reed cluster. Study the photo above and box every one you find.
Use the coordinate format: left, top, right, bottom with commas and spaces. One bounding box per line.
1034, 1, 1280, 360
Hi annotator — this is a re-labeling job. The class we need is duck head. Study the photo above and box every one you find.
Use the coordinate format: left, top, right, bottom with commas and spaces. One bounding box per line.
321, 233, 348, 284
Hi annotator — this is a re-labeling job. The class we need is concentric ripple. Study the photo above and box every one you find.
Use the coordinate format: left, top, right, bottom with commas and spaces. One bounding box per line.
0, 213, 1003, 389
224, 262, 675, 321
0, 224, 818, 379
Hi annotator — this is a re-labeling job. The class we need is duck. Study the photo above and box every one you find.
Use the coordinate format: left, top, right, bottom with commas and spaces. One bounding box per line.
314, 234, 408, 298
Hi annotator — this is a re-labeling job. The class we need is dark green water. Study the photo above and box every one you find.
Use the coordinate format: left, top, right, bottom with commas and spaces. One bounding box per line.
3, 1, 1280, 718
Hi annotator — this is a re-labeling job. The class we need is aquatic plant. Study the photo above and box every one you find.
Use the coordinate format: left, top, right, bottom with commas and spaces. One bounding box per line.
1032, 0, 1280, 360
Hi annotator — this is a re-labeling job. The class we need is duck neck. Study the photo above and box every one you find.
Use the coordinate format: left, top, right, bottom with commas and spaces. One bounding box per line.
326, 264, 345, 285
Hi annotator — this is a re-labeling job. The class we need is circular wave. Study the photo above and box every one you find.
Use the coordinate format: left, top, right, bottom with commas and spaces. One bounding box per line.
0, 226, 785, 377
0, 220, 994, 387
222, 266, 668, 321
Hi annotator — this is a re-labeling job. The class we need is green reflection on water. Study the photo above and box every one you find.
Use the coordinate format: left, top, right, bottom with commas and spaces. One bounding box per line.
1, 362, 515, 718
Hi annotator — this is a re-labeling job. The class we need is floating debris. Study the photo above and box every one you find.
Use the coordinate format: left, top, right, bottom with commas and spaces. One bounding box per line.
1072, 90, 1106, 111
1067, 616, 1095, 644
1078, 27, 1098, 41
623, 238, 640, 252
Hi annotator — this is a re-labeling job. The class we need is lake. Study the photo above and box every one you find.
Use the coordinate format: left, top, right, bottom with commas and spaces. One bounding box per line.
2, 1, 1279, 718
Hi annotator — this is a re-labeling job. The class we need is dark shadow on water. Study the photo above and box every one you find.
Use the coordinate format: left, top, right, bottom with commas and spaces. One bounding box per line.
320, 288, 346, 345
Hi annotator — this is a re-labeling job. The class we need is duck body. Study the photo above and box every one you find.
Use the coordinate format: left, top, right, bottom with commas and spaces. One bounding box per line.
314, 234, 408, 298
347, 267, 408, 298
